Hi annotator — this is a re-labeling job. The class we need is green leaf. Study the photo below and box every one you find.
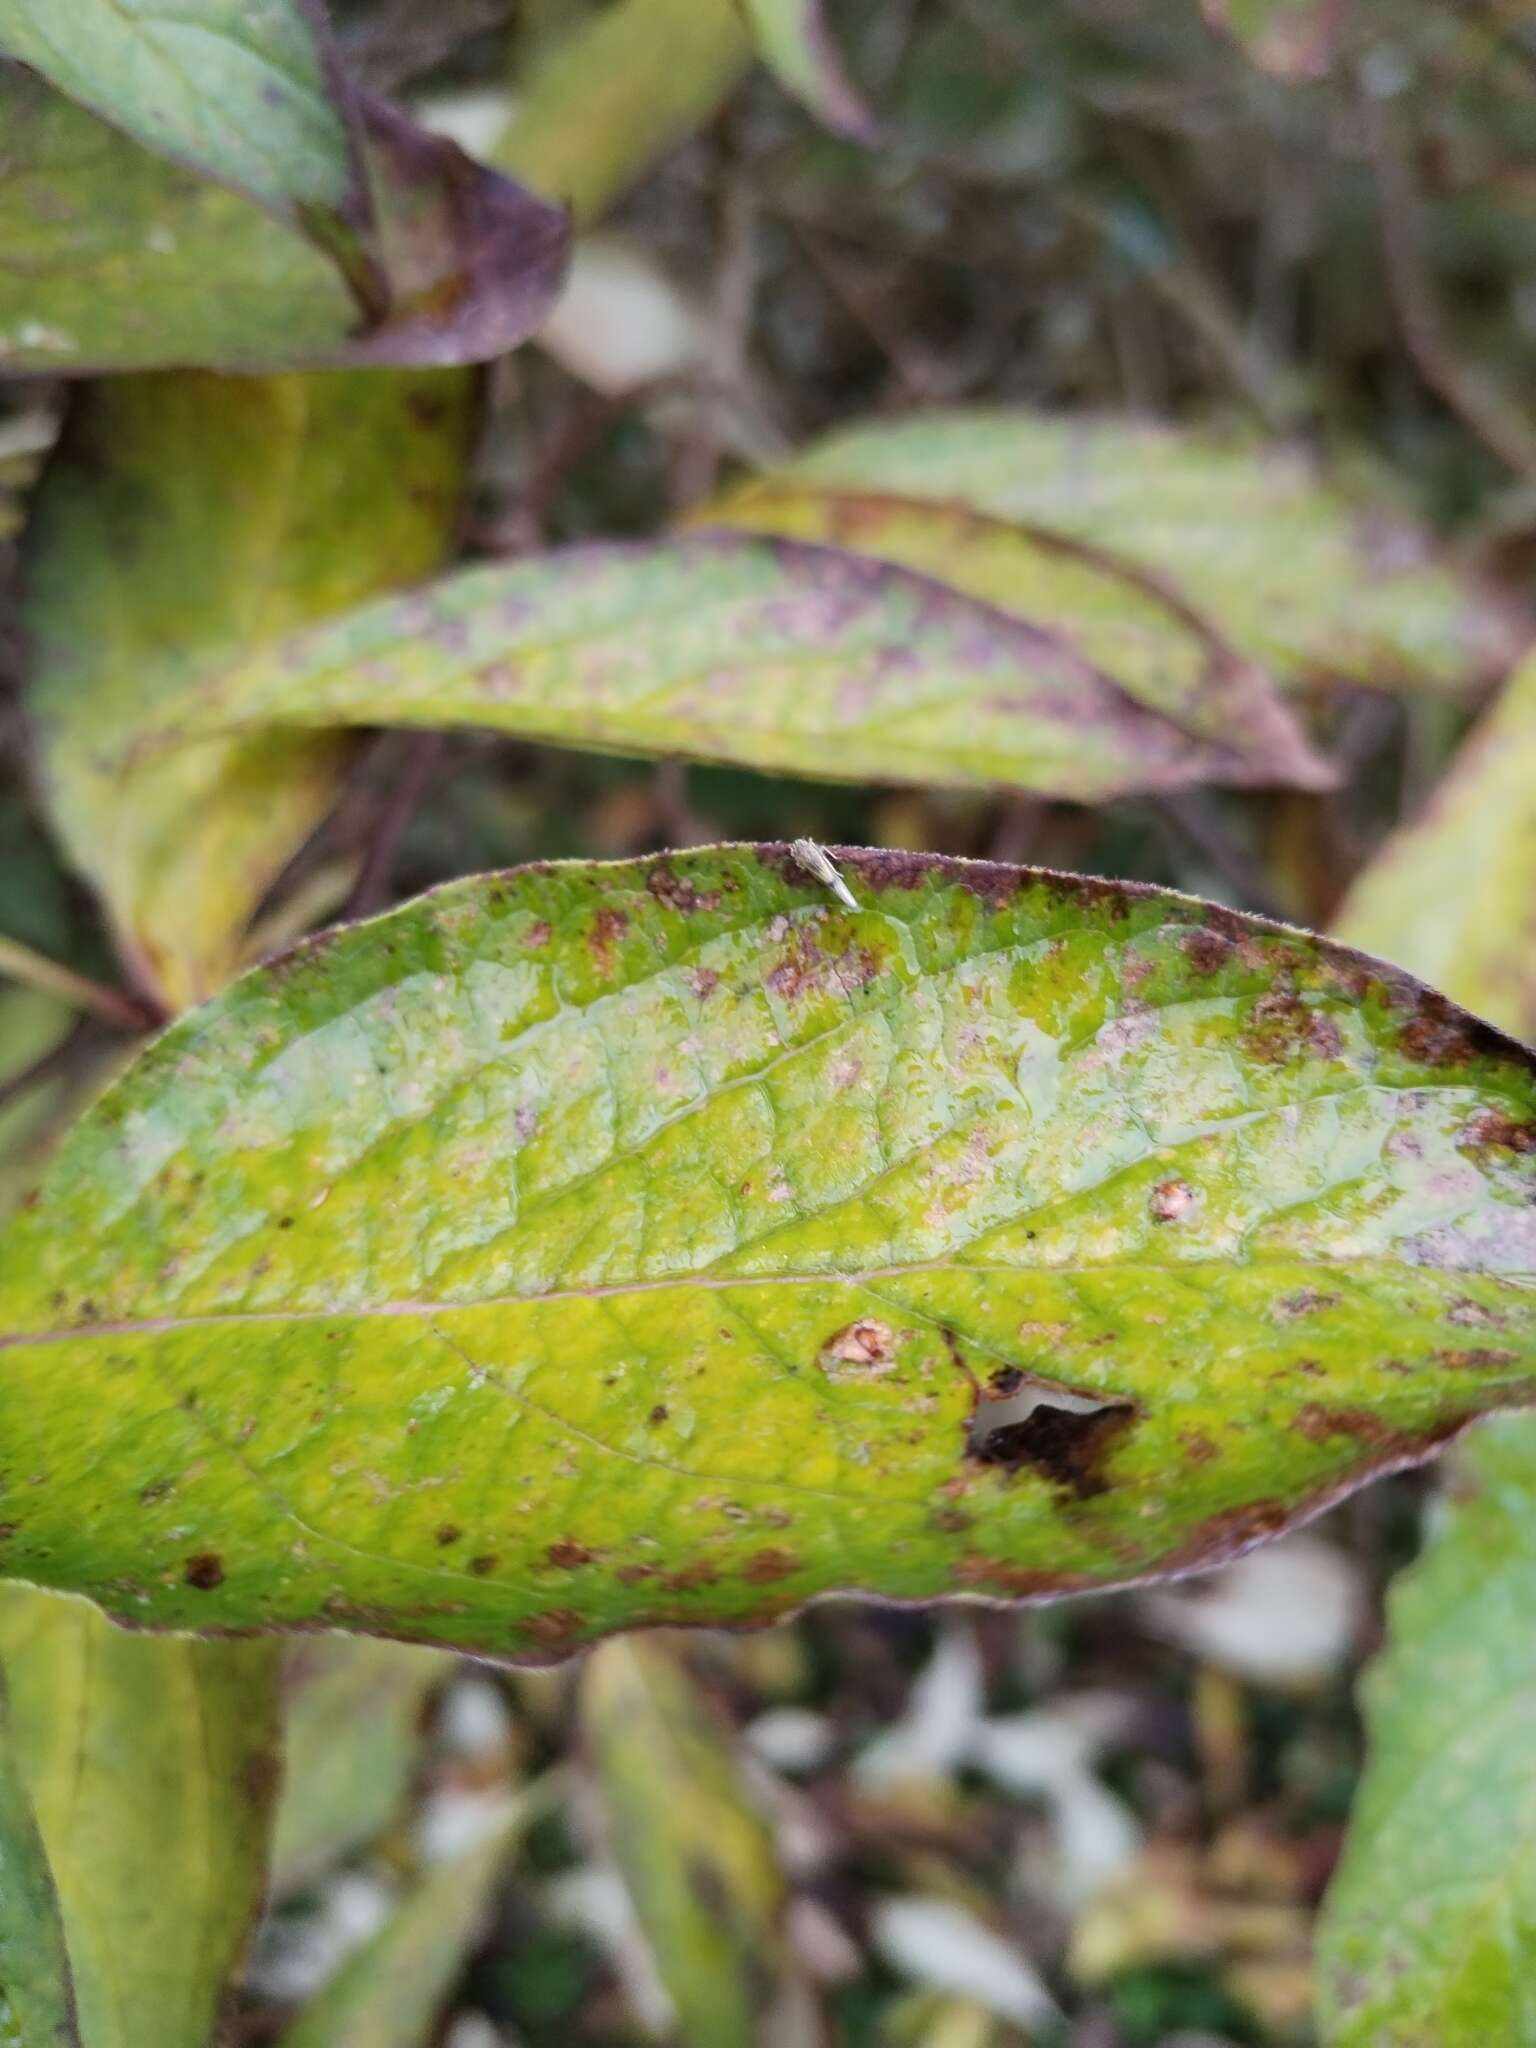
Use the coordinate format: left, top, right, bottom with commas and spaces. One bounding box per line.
0, 62, 567, 373
277, 1799, 528, 2048
273, 1639, 448, 1897
761, 411, 1520, 696
0, 1588, 279, 2048
1315, 1415, 1536, 2044
495, 0, 752, 229
80, 530, 1337, 830
1201, 0, 1348, 80
584, 1640, 793, 2048
0, 847, 1532, 1658
1336, 650, 1536, 1047
693, 479, 1331, 784
0, 1663, 76, 2048
741, 0, 877, 141
23, 368, 475, 1009
0, 1, 362, 247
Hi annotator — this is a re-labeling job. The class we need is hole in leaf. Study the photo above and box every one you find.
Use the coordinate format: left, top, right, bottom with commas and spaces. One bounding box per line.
966, 1378, 1137, 1498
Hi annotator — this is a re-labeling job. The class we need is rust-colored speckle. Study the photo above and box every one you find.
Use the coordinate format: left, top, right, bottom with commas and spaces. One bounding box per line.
1274, 1289, 1340, 1320
687, 967, 720, 999
743, 1547, 800, 1583
0, 1523, 17, 1541
820, 1318, 896, 1373
1244, 990, 1344, 1065
648, 1403, 670, 1425
588, 906, 629, 973
525, 1607, 582, 1647
1460, 1108, 1536, 1154
184, 1553, 224, 1590
469, 1553, 498, 1576
950, 1556, 1101, 1597
617, 1563, 658, 1585
1435, 1347, 1518, 1372
1183, 928, 1234, 976
1447, 1296, 1505, 1329
662, 1559, 719, 1593
1179, 1429, 1218, 1464
647, 863, 722, 913
435, 1524, 462, 1547
1151, 1177, 1197, 1223
546, 1539, 596, 1568
930, 1506, 973, 1534
525, 918, 552, 949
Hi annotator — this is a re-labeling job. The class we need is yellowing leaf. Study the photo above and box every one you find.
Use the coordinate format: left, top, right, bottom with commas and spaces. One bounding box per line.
584, 1641, 793, 2048
0, 1587, 279, 2048
693, 480, 1330, 784
85, 529, 1337, 826
1335, 651, 1536, 1046
24, 368, 475, 1009
0, 848, 1531, 1659
761, 411, 1521, 696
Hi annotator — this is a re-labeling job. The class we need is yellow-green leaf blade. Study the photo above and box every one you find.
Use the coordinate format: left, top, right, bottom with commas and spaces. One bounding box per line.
0, 1589, 279, 2048
0, 65, 567, 374
584, 1640, 793, 2048
693, 479, 1331, 784
0, 848, 1532, 1659
764, 410, 1520, 696
1336, 650, 1536, 1046
277, 1800, 527, 2048
117, 533, 1332, 804
0, 1662, 77, 2048
0, 1, 362, 247
23, 368, 475, 1008
741, 0, 876, 141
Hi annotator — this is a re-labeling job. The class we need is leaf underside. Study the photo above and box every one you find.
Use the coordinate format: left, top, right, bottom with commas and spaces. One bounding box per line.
0, 846, 1532, 1662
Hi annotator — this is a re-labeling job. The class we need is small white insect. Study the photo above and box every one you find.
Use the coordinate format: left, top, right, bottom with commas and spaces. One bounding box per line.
790, 837, 858, 910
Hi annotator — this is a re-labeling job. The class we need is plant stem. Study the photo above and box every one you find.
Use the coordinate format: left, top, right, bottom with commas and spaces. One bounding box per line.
0, 935, 152, 1032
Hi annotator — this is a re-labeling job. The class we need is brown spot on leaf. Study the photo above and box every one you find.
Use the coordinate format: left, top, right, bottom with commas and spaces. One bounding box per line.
546, 1539, 595, 1568
647, 863, 722, 913
184, 1553, 224, 1590
819, 1318, 896, 1373
588, 906, 629, 973
139, 1477, 174, 1505
1274, 1289, 1340, 1320
435, 1524, 462, 1546
469, 1553, 498, 1576
687, 967, 720, 999
743, 1547, 800, 1583
525, 918, 552, 948
1435, 1347, 1518, 1372
525, 1607, 582, 1647
1179, 1429, 1218, 1464
930, 1506, 973, 1534
1460, 1108, 1536, 1154
662, 1559, 719, 1593
1183, 929, 1234, 976
648, 1404, 670, 1425
0, 1523, 17, 1541
1150, 1178, 1197, 1223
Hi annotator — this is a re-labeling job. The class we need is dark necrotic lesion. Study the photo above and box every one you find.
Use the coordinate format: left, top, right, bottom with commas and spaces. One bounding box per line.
966, 1378, 1138, 1497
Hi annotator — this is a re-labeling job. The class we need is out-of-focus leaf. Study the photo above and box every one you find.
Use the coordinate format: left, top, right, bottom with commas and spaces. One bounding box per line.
273, 1639, 448, 1897
0, 1665, 76, 2048
1316, 1415, 1536, 2044
694, 480, 1330, 783
495, 0, 751, 229
1201, 0, 1349, 80
584, 1640, 793, 2048
92, 531, 1335, 808
1335, 650, 1536, 1046
0, 988, 77, 1224
0, 848, 1533, 1656
741, 0, 877, 141
765, 411, 1521, 695
0, 1, 363, 251
0, 61, 567, 373
23, 367, 474, 1009
0, 1587, 279, 2048
277, 1800, 525, 2048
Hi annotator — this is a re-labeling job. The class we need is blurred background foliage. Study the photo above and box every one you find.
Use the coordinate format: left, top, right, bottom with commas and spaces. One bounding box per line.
4, 0, 1536, 2042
